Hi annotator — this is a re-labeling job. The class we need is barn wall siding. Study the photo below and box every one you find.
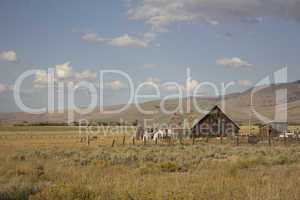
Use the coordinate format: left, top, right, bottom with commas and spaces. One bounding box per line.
192, 106, 239, 137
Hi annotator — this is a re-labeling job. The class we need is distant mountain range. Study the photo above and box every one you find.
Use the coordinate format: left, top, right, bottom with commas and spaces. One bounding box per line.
1, 81, 300, 125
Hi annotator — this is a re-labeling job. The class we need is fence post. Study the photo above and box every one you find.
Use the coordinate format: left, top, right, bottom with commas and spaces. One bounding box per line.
111, 139, 115, 147
132, 137, 135, 145
284, 132, 287, 146
268, 130, 271, 147
155, 137, 158, 145
192, 135, 195, 145
236, 135, 239, 146
220, 132, 223, 144
87, 135, 90, 146
122, 135, 126, 145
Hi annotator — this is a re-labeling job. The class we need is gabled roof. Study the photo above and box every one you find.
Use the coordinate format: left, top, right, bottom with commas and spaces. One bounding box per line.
192, 105, 240, 129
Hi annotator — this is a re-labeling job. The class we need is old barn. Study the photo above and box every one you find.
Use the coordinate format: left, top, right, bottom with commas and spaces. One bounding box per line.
191, 105, 240, 137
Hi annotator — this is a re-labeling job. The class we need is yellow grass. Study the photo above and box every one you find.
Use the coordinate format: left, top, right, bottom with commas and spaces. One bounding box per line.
1, 126, 300, 200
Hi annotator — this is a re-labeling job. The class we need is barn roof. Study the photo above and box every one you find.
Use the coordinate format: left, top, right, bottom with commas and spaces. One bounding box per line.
191, 105, 240, 130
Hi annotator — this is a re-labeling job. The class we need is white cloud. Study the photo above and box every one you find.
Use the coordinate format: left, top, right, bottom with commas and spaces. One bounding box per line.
128, 0, 300, 31
75, 70, 97, 81
0, 83, 14, 93
217, 57, 252, 68
143, 32, 156, 41
0, 50, 17, 62
239, 80, 253, 86
109, 34, 148, 47
144, 77, 161, 86
34, 70, 48, 87
55, 62, 73, 79
105, 80, 125, 90
143, 64, 159, 69
81, 33, 109, 43
0, 83, 9, 93
128, 0, 196, 32
33, 62, 97, 88
82, 33, 154, 48
208, 20, 219, 26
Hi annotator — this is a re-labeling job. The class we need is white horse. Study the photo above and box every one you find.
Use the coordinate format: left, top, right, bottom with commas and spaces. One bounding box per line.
153, 129, 167, 141
143, 131, 153, 141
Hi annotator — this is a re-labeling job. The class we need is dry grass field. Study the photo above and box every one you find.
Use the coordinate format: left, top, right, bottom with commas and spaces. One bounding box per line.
1, 126, 300, 200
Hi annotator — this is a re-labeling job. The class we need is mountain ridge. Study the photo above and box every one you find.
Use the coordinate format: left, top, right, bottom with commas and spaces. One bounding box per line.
1, 81, 300, 124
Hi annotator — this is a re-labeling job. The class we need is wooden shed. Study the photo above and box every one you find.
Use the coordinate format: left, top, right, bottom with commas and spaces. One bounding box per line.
191, 105, 240, 137
260, 121, 288, 137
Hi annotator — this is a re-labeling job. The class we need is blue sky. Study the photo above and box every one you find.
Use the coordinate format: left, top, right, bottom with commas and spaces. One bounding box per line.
0, 0, 300, 112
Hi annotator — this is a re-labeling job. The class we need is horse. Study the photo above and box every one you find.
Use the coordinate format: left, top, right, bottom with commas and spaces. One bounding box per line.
142, 131, 154, 141
153, 129, 166, 141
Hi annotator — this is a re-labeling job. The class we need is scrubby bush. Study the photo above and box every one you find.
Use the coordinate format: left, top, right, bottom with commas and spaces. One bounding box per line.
160, 162, 179, 172
29, 184, 95, 200
2, 137, 300, 200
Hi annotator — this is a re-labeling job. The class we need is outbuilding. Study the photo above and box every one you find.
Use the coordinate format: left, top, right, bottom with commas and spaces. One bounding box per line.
191, 105, 240, 137
260, 121, 288, 137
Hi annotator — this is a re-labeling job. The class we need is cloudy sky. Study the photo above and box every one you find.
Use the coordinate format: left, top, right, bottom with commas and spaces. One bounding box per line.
0, 0, 300, 112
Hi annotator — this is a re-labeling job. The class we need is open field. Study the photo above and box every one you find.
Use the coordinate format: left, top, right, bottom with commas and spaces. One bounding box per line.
1, 126, 300, 200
